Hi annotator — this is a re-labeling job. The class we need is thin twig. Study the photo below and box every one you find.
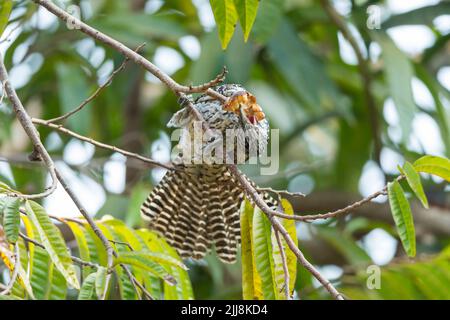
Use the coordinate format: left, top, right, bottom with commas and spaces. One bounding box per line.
229, 165, 345, 300
274, 229, 291, 300
31, 0, 228, 103
46, 43, 146, 124
188, 66, 228, 92
31, 118, 173, 171
0, 243, 21, 296
271, 176, 403, 222
258, 187, 305, 203
54, 168, 114, 299
19, 232, 99, 268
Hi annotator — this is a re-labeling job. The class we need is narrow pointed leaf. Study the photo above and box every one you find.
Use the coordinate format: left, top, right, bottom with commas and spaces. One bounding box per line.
375, 32, 416, 143
0, 0, 12, 37
210, 0, 239, 49
233, 0, 259, 40
399, 162, 429, 208
240, 199, 260, 299
271, 199, 297, 299
136, 229, 193, 300
3, 197, 21, 243
114, 252, 176, 285
413, 155, 450, 182
387, 181, 416, 257
78, 272, 97, 300
66, 221, 92, 279
252, 207, 276, 300
95, 267, 107, 299
25, 201, 80, 289
22, 214, 67, 299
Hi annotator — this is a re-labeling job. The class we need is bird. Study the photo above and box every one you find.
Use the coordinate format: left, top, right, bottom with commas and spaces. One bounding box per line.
140, 84, 276, 263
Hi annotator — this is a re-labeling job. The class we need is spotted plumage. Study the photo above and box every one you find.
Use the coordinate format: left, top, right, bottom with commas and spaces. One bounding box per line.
141, 84, 276, 263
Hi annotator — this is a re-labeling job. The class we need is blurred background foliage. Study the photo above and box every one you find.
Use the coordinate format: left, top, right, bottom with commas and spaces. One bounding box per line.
1, 0, 450, 299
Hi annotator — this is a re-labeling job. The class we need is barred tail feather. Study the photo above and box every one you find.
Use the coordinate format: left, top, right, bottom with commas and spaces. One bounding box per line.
140, 166, 276, 264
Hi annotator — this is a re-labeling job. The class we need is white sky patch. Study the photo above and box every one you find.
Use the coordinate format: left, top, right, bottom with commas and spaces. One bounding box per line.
387, 26, 435, 56
380, 147, 404, 175
412, 77, 435, 111
363, 228, 397, 265
0, 161, 15, 185
45, 132, 63, 152
338, 32, 357, 65
89, 46, 105, 68
437, 67, 450, 91
30, 6, 58, 30
97, 59, 114, 86
369, 42, 381, 63
434, 15, 450, 34
43, 161, 106, 218
387, 126, 402, 144
412, 112, 445, 156
150, 133, 171, 183
145, 0, 164, 14
383, 98, 399, 126
179, 35, 201, 60
312, 265, 343, 288
63, 139, 95, 166
359, 161, 386, 202
153, 46, 185, 76
76, 38, 96, 59
288, 174, 315, 195
8, 63, 32, 89
332, 0, 352, 16
192, 0, 216, 31
387, 0, 439, 14
103, 153, 126, 194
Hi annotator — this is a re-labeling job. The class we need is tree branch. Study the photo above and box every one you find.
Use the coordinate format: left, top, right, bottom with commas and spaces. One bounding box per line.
229, 165, 344, 300
0, 60, 58, 200
31, 118, 173, 170
31, 0, 228, 103
45, 43, 146, 124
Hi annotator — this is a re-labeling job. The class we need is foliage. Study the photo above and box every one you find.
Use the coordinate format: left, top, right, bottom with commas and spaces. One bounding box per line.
0, 195, 193, 300
0, 0, 450, 300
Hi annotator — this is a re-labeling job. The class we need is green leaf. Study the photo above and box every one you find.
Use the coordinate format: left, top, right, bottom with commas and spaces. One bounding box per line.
252, 207, 276, 300
114, 252, 176, 285
78, 272, 97, 300
25, 201, 80, 289
233, 0, 259, 40
382, 3, 450, 28
136, 229, 193, 300
399, 162, 429, 208
240, 199, 262, 300
55, 63, 91, 135
387, 181, 416, 257
116, 251, 187, 271
250, 0, 283, 44
2, 197, 21, 243
66, 221, 92, 279
374, 32, 416, 143
268, 21, 349, 115
22, 215, 65, 300
271, 199, 297, 298
413, 155, 450, 182
0, 0, 12, 37
95, 266, 107, 299
210, 0, 239, 49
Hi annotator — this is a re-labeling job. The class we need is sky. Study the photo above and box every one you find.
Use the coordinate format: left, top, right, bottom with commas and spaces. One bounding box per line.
0, 0, 449, 268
